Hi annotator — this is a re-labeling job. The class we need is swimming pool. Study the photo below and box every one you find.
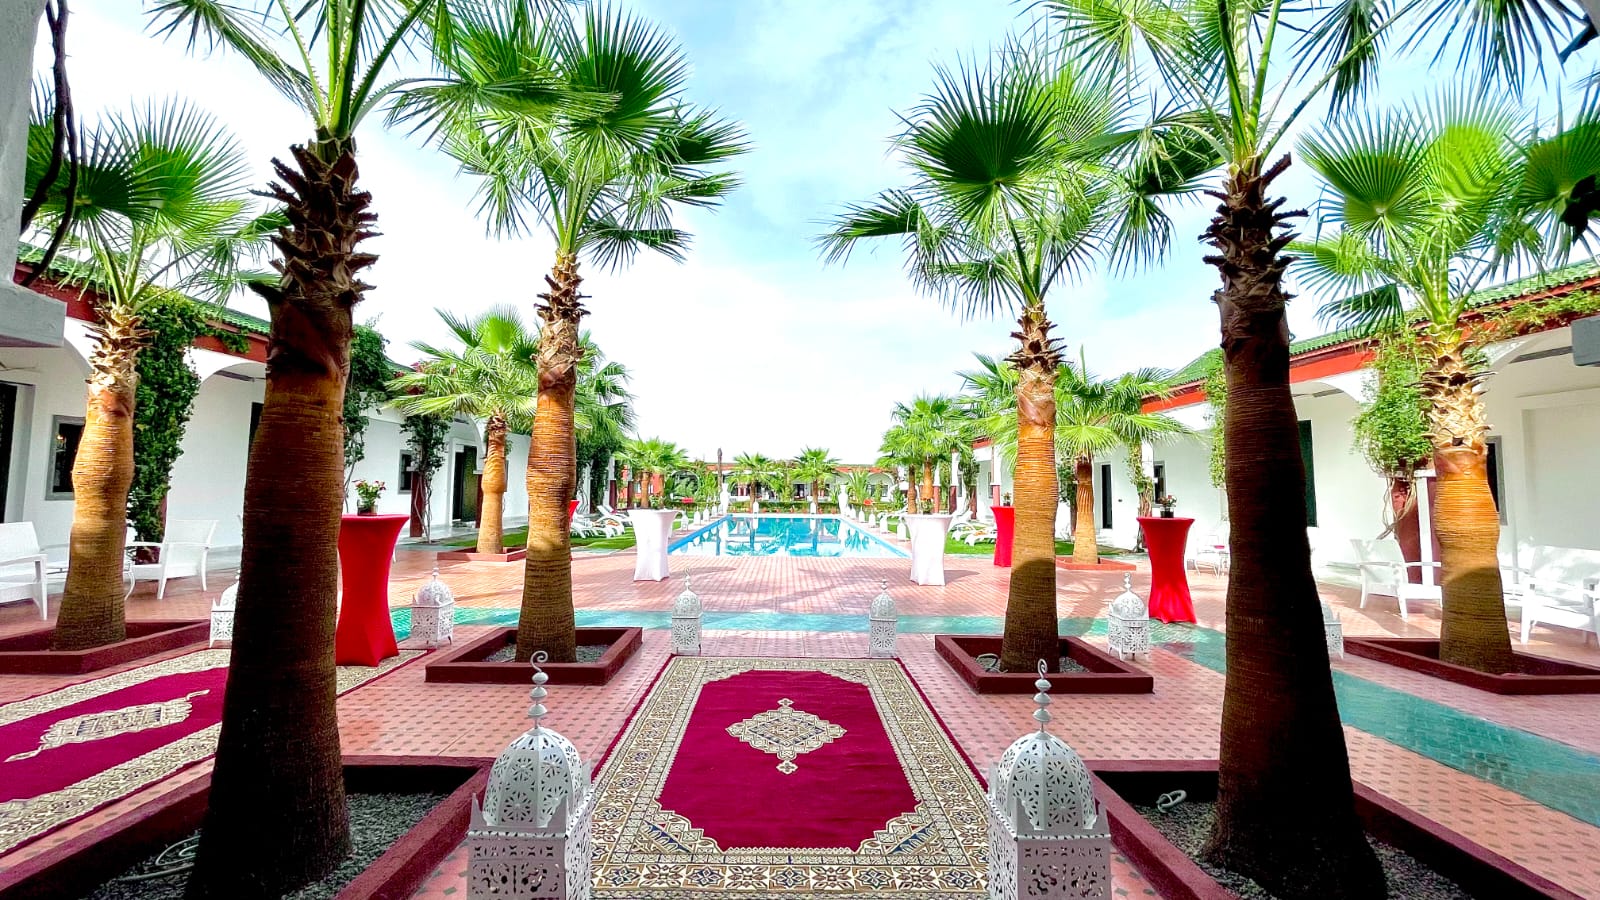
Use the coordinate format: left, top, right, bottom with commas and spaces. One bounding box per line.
669, 515, 907, 558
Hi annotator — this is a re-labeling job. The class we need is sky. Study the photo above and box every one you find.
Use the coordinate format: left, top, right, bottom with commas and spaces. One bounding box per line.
43, 2, 1581, 462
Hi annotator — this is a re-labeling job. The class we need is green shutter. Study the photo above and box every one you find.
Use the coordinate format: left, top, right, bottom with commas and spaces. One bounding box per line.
1299, 420, 1317, 527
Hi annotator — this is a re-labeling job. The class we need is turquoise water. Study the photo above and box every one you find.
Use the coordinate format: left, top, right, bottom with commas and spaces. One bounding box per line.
668, 515, 907, 558
392, 606, 1600, 827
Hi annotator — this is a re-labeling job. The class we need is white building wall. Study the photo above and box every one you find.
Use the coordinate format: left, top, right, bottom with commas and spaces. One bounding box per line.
0, 335, 91, 540
166, 367, 264, 549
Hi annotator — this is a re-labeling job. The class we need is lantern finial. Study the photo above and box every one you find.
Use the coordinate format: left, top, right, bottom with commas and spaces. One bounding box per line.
1033, 660, 1053, 732
1122, 572, 1131, 592
529, 651, 550, 727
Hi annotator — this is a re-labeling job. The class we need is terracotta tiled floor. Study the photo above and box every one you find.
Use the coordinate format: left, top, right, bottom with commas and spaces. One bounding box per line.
4, 532, 1599, 898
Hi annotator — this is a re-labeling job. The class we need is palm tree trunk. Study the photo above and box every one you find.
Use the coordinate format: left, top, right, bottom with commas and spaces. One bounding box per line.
517, 252, 582, 663
52, 316, 139, 650
999, 306, 1061, 673
1072, 454, 1099, 566
922, 460, 935, 512
1129, 443, 1153, 552
1199, 160, 1383, 899
188, 144, 368, 898
1423, 336, 1514, 673
477, 416, 508, 555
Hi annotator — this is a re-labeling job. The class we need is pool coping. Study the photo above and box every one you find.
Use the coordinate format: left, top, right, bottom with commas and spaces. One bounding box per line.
668, 514, 908, 558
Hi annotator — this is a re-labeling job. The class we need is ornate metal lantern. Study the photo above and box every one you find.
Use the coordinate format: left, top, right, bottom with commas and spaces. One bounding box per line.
407, 566, 455, 648
1106, 573, 1150, 661
209, 580, 238, 648
672, 575, 702, 656
1322, 600, 1344, 660
987, 662, 1111, 899
468, 653, 594, 900
868, 579, 897, 658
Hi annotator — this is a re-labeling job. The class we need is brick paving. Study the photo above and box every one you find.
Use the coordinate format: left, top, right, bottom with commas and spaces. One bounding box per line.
2, 530, 1599, 898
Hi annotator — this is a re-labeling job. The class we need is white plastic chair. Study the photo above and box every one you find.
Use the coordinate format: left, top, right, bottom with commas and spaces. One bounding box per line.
0, 523, 51, 619
1350, 538, 1441, 620
128, 519, 217, 599
1190, 532, 1230, 574
1516, 545, 1600, 644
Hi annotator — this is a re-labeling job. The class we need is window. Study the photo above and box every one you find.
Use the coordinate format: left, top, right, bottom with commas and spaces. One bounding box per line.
1100, 463, 1113, 529
1299, 420, 1318, 527
1152, 462, 1166, 505
399, 451, 414, 492
1486, 437, 1505, 522
46, 416, 85, 499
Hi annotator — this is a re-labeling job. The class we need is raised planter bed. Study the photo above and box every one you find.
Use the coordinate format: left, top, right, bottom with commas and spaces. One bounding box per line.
423, 625, 642, 685
1056, 557, 1138, 571
935, 634, 1153, 694
0, 621, 209, 675
1088, 759, 1581, 900
435, 547, 526, 563
0, 756, 491, 900
1345, 637, 1600, 695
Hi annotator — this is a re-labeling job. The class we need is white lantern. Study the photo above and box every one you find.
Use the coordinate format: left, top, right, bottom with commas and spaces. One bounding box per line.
1106, 573, 1150, 662
987, 662, 1111, 900
407, 566, 455, 648
469, 654, 594, 900
671, 575, 702, 656
868, 579, 897, 659
1322, 600, 1344, 660
209, 581, 238, 648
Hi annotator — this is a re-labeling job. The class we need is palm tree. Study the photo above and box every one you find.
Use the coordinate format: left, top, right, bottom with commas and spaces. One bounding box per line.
389, 307, 539, 555
1056, 355, 1189, 565
1043, 0, 1594, 890
146, 1, 568, 892
821, 45, 1206, 673
22, 95, 274, 653
1295, 91, 1600, 673
844, 468, 878, 510
428, 3, 747, 663
892, 396, 964, 513
876, 424, 922, 512
732, 452, 783, 510
793, 447, 841, 506
620, 437, 690, 506
573, 333, 634, 511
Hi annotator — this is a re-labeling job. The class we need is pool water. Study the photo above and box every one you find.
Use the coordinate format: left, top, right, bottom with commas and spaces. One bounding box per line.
669, 515, 907, 558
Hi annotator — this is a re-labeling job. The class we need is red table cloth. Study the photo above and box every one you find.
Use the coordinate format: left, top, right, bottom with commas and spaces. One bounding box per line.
1138, 516, 1197, 624
991, 505, 1015, 568
335, 513, 408, 666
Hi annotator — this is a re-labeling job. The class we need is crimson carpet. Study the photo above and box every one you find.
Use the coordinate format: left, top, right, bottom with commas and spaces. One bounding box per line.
0, 647, 421, 854
590, 657, 989, 898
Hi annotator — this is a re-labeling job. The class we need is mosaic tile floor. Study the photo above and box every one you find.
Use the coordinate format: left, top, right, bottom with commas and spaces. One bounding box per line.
3, 533, 1599, 898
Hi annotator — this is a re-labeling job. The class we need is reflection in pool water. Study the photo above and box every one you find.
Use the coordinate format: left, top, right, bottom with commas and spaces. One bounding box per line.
669, 515, 907, 558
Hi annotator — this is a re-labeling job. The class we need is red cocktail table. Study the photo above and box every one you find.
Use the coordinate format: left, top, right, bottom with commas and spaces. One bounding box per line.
336, 513, 408, 666
1137, 516, 1197, 623
991, 505, 1015, 567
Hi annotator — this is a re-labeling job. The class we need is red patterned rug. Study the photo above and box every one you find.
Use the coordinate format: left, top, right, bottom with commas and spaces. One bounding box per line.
0, 648, 420, 854
590, 657, 989, 898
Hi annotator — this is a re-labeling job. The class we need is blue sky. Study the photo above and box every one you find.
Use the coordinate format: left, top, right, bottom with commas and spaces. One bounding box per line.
51, 2, 1580, 462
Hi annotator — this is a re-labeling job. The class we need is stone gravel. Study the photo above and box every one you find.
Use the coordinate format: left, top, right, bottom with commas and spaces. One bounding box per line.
1135, 800, 1472, 900
88, 790, 447, 900
483, 643, 609, 664
976, 653, 1089, 674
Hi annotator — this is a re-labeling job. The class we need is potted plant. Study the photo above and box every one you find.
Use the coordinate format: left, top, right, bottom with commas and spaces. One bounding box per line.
355, 479, 386, 516
1001, 492, 1012, 506
1157, 494, 1177, 518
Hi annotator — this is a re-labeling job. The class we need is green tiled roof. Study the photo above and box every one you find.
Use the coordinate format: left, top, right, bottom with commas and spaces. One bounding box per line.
1164, 259, 1600, 388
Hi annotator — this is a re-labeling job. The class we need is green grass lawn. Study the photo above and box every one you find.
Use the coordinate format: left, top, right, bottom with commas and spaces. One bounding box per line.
441, 526, 638, 552
944, 535, 1078, 556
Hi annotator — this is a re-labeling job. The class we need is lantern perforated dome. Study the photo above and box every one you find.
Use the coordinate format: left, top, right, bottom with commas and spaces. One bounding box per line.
1107, 573, 1146, 620
414, 567, 454, 609
870, 580, 895, 620
673, 575, 701, 617
992, 666, 1098, 833
480, 656, 587, 831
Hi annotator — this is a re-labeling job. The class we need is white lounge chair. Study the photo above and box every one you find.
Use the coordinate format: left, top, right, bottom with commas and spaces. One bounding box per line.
1351, 538, 1441, 620
1515, 545, 1600, 644
128, 519, 216, 599
0, 522, 52, 619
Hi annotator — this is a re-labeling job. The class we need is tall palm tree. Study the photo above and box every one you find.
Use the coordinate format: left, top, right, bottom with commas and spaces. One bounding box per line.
1295, 90, 1600, 673
732, 452, 783, 509
821, 45, 1206, 673
429, 3, 747, 663
147, 1, 567, 893
620, 437, 690, 506
22, 95, 274, 653
844, 467, 878, 510
892, 396, 964, 512
1043, 0, 1592, 891
389, 306, 539, 555
876, 423, 922, 511
793, 446, 841, 504
1056, 355, 1189, 565
573, 333, 635, 510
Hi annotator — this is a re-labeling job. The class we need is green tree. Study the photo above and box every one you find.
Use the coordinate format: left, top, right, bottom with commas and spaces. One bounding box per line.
426, 3, 748, 662
793, 447, 842, 505
821, 45, 1208, 673
147, 0, 567, 891
22, 95, 274, 654
844, 468, 878, 509
890, 396, 966, 514
400, 412, 451, 540
731, 452, 785, 509
1295, 91, 1600, 673
389, 307, 540, 554
343, 322, 393, 481
573, 333, 634, 511
620, 437, 691, 507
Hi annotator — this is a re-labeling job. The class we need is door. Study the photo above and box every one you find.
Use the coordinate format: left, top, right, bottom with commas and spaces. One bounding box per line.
452, 447, 479, 523
0, 383, 15, 520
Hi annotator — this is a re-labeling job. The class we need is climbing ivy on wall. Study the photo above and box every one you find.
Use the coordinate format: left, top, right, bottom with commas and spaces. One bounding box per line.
344, 321, 393, 474
128, 296, 249, 543
1201, 355, 1227, 490
1352, 332, 1432, 481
